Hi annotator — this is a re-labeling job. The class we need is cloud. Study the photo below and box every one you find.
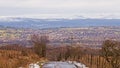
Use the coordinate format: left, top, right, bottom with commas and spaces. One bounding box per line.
0, 0, 120, 17
0, 0, 75, 8
0, 0, 118, 8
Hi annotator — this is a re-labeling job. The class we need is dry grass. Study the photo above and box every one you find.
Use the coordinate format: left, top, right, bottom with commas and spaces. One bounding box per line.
0, 49, 42, 68
79, 55, 112, 68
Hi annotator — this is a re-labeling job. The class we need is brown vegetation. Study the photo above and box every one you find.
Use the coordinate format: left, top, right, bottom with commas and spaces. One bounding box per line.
0, 34, 119, 68
0, 35, 49, 68
101, 40, 120, 68
0, 45, 40, 68
31, 34, 49, 57
46, 40, 120, 68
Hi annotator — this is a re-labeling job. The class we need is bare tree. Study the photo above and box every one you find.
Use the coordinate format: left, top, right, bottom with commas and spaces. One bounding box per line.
31, 34, 49, 57
101, 40, 120, 68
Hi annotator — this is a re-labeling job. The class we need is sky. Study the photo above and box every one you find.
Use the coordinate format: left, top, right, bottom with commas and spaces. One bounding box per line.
0, 0, 120, 18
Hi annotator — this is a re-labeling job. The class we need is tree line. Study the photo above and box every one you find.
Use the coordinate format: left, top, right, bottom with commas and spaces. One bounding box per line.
31, 35, 120, 68
0, 34, 119, 68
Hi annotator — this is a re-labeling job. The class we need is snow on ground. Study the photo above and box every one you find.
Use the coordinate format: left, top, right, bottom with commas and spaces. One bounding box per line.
28, 61, 88, 68
42, 61, 77, 68
29, 63, 40, 68
71, 61, 88, 68
42, 61, 88, 68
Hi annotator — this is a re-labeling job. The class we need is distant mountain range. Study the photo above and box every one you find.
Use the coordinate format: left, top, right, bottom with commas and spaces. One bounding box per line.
0, 17, 120, 29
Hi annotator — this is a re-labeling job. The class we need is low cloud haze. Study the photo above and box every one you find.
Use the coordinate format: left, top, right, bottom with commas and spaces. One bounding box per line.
0, 0, 120, 18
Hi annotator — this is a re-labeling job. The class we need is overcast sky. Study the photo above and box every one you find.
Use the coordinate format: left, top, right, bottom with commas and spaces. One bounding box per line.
0, 0, 120, 18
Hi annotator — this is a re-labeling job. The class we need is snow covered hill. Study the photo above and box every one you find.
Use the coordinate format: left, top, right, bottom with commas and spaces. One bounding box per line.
0, 17, 120, 29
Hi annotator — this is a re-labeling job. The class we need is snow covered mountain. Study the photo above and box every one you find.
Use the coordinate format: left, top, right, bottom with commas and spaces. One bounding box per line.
0, 17, 120, 29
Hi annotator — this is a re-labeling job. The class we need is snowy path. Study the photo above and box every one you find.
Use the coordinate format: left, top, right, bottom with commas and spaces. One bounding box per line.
28, 61, 88, 68
42, 62, 77, 68
42, 61, 88, 68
